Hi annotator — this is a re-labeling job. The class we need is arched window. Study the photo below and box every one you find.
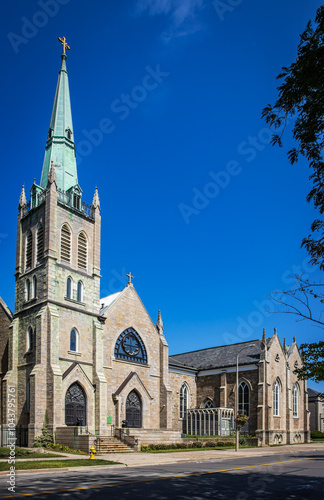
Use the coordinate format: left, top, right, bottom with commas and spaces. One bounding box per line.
27, 327, 33, 352
70, 328, 79, 352
77, 232, 87, 270
239, 381, 250, 416
61, 224, 71, 264
36, 223, 44, 262
114, 327, 147, 364
273, 378, 281, 416
77, 280, 83, 302
180, 383, 189, 419
33, 276, 37, 299
26, 279, 31, 301
66, 276, 72, 299
203, 400, 213, 409
293, 383, 299, 417
26, 231, 33, 270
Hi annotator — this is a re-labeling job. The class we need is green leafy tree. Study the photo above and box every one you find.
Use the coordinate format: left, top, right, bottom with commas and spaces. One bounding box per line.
262, 5, 324, 269
262, 5, 324, 383
295, 341, 324, 383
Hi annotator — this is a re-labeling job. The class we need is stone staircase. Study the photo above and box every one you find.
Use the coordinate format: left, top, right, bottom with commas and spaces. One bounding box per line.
95, 436, 134, 454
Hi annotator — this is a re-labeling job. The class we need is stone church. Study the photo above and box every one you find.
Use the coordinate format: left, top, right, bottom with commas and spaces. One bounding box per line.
0, 41, 309, 448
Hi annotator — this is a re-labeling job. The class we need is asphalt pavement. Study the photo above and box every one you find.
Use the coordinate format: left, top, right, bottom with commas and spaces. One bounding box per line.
0, 443, 323, 499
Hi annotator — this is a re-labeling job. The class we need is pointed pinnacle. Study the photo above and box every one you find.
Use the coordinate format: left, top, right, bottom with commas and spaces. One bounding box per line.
19, 185, 27, 207
92, 187, 100, 209
156, 310, 164, 334
47, 163, 57, 186
283, 337, 287, 350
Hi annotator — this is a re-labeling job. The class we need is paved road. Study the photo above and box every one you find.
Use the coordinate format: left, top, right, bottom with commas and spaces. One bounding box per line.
0, 450, 323, 499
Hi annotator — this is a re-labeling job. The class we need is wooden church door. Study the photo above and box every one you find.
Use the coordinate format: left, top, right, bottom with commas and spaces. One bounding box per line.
65, 383, 86, 426
126, 390, 142, 428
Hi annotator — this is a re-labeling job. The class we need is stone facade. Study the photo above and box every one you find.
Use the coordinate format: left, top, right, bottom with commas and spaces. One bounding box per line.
0, 47, 310, 448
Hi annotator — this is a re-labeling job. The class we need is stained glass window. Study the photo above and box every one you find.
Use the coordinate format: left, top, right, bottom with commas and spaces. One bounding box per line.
114, 327, 147, 364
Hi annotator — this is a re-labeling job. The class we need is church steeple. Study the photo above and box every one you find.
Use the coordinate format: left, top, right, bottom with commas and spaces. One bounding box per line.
40, 37, 78, 192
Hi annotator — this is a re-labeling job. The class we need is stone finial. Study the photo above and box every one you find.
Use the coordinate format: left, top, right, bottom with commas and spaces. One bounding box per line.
156, 310, 164, 335
92, 187, 100, 209
274, 327, 277, 335
261, 328, 266, 345
47, 162, 57, 187
19, 185, 27, 208
283, 337, 287, 351
293, 336, 296, 343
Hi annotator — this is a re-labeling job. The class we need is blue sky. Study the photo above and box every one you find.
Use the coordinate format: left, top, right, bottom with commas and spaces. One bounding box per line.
1, 0, 323, 391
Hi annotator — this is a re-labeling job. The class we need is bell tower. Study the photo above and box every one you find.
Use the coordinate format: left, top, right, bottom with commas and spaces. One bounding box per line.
3, 39, 107, 445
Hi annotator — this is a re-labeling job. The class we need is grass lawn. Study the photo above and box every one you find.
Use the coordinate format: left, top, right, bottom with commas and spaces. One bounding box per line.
0, 448, 63, 459
44, 444, 88, 455
0, 459, 121, 471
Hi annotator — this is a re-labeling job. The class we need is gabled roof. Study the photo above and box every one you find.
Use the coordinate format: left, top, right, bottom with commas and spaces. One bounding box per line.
99, 291, 122, 315
169, 339, 267, 371
0, 297, 13, 321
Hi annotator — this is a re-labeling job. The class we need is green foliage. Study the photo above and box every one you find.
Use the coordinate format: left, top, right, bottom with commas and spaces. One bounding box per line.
141, 440, 236, 452
33, 410, 54, 448
262, 6, 324, 269
311, 430, 324, 439
293, 341, 324, 382
239, 435, 248, 446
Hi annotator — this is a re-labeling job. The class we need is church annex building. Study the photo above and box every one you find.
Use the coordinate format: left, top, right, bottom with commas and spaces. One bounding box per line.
0, 41, 309, 449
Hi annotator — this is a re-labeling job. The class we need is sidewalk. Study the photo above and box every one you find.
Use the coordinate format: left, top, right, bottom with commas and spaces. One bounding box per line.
97, 441, 324, 467
1, 442, 323, 474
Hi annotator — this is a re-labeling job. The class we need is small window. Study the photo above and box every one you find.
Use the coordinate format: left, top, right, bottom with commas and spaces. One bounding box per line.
273, 378, 281, 416
26, 231, 33, 270
26, 279, 31, 301
61, 224, 71, 264
36, 224, 44, 262
33, 276, 37, 299
27, 327, 33, 352
70, 328, 78, 352
180, 383, 189, 419
77, 232, 87, 270
293, 383, 299, 417
239, 381, 250, 416
73, 193, 81, 210
66, 277, 72, 299
77, 281, 83, 302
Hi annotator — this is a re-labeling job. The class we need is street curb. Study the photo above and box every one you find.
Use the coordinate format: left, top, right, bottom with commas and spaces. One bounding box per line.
0, 464, 127, 475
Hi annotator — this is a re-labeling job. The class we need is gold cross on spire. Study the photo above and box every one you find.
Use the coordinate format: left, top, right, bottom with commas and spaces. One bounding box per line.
58, 36, 70, 54
126, 272, 134, 285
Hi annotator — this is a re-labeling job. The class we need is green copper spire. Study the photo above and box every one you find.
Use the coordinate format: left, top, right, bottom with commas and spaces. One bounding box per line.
40, 37, 78, 192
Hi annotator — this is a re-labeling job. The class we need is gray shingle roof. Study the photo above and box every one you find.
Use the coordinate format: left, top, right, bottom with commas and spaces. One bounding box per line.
308, 388, 323, 398
169, 339, 266, 370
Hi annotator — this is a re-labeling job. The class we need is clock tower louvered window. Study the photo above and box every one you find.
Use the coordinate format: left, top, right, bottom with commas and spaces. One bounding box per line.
61, 224, 71, 264
78, 232, 87, 270
26, 231, 33, 270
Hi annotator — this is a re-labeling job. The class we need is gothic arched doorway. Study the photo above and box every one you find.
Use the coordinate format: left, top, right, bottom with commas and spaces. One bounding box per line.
65, 383, 86, 426
126, 390, 142, 428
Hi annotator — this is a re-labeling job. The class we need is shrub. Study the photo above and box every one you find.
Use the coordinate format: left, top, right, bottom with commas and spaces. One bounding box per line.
239, 435, 248, 446
311, 431, 324, 439
33, 410, 54, 448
